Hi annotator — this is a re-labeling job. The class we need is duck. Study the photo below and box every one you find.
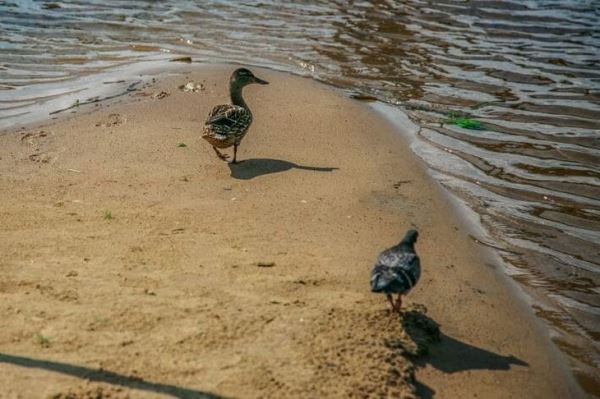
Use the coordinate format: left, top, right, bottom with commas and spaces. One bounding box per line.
370, 229, 420, 313
202, 68, 269, 164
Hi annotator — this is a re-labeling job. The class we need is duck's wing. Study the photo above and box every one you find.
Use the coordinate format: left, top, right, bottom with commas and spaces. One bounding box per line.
370, 249, 420, 294
205, 104, 251, 129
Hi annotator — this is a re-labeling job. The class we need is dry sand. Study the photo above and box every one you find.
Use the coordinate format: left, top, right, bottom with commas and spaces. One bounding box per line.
0, 66, 579, 398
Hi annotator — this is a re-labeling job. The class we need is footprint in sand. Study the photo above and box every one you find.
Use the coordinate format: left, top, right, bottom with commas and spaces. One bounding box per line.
95, 113, 126, 128
28, 152, 55, 163
20, 130, 60, 164
50, 385, 129, 399
20, 130, 52, 146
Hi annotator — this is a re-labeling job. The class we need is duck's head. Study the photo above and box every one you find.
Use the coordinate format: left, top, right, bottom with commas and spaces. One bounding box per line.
230, 68, 269, 88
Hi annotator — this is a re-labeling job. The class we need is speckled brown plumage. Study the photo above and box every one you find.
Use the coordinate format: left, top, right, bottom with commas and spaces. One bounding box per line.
201, 68, 268, 163
203, 104, 253, 148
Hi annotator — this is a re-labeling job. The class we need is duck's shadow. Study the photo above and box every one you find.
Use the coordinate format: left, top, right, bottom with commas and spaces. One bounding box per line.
228, 158, 338, 180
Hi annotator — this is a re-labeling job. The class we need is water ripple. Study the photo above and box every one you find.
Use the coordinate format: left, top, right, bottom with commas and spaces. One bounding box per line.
0, 0, 599, 395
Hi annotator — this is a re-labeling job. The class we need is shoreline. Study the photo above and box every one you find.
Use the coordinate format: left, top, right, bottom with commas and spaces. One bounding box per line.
0, 59, 200, 133
0, 59, 310, 134
371, 102, 584, 397
0, 66, 581, 398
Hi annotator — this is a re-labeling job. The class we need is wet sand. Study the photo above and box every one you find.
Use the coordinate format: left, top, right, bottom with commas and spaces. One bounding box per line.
0, 67, 579, 398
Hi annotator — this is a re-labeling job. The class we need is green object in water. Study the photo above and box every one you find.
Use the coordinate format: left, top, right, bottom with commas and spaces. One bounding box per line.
446, 115, 483, 130
177, 142, 187, 147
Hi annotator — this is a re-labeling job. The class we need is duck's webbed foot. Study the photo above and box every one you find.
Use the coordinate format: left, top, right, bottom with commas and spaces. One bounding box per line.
229, 144, 239, 164
212, 146, 230, 161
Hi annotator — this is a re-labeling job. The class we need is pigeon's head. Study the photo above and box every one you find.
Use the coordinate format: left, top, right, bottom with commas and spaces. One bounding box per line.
231, 68, 269, 88
402, 229, 419, 245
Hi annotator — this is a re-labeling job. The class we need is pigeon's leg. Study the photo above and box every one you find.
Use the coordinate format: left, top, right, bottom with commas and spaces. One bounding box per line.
386, 294, 395, 311
212, 146, 229, 161
231, 144, 239, 164
395, 294, 403, 312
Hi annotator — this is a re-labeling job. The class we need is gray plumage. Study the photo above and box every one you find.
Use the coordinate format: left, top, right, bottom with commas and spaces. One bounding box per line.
370, 229, 420, 312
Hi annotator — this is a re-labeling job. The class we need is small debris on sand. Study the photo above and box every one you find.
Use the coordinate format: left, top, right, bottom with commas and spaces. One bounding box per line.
95, 113, 125, 127
350, 93, 378, 102
179, 82, 205, 92
151, 91, 170, 100
42, 3, 62, 10
170, 56, 193, 63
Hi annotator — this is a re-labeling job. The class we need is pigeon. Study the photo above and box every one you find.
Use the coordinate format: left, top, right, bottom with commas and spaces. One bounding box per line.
370, 229, 420, 312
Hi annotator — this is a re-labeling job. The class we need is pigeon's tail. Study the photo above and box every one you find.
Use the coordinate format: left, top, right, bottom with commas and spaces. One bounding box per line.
370, 265, 415, 294
370, 271, 388, 293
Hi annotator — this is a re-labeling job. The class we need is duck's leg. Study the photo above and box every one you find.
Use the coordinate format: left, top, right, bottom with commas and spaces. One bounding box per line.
212, 146, 229, 161
395, 294, 403, 312
231, 144, 239, 164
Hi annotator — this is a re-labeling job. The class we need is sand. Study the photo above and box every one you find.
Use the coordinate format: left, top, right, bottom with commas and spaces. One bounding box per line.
0, 66, 579, 398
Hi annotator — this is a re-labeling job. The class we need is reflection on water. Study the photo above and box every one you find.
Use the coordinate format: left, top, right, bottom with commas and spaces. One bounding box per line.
1, 0, 599, 394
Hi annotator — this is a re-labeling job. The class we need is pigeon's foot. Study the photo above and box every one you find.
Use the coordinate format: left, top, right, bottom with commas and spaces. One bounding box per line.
395, 295, 403, 312
387, 294, 396, 313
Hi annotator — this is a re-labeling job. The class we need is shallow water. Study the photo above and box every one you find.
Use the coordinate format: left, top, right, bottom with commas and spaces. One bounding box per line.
1, 0, 599, 394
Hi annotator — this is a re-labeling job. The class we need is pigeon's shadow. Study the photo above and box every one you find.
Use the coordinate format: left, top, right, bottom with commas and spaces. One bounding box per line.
387, 308, 528, 398
0, 352, 226, 399
422, 333, 528, 373
228, 158, 338, 180
400, 309, 529, 374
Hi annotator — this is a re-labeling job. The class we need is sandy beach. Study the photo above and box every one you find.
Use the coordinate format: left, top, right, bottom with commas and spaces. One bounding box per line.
0, 66, 580, 398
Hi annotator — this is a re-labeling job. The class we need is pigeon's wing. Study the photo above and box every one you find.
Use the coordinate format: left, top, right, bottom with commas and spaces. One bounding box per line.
377, 248, 417, 270
370, 248, 420, 294
206, 104, 251, 129
410, 255, 421, 286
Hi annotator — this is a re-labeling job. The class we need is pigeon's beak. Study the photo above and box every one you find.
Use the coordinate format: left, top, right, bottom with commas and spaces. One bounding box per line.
252, 76, 269, 85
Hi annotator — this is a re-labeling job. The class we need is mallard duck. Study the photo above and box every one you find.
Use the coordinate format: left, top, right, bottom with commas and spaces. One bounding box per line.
202, 68, 268, 163
370, 229, 420, 313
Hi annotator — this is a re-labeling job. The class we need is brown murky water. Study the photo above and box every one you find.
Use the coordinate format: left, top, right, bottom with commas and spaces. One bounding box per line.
1, 1, 599, 395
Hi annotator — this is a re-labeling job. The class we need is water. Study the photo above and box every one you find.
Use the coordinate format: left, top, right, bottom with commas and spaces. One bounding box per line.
1, 0, 599, 394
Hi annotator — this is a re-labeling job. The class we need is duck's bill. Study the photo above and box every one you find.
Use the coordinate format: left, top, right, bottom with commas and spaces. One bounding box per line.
253, 76, 269, 85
